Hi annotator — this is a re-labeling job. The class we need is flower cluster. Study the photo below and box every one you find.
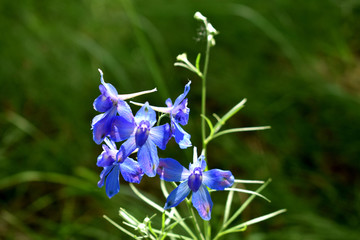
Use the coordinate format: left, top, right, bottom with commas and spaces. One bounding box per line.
91, 69, 234, 220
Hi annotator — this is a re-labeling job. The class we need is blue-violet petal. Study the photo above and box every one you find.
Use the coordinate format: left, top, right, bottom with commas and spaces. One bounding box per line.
192, 184, 213, 221
164, 181, 191, 209
157, 158, 190, 182
203, 169, 234, 190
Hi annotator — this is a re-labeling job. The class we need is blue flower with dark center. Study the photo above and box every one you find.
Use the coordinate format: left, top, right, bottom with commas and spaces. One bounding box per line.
91, 69, 156, 144
115, 102, 171, 177
97, 138, 144, 198
131, 81, 191, 149
157, 147, 234, 220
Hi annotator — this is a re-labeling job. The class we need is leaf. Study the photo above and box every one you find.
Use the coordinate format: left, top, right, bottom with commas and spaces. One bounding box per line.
195, 53, 201, 72
200, 114, 214, 136
213, 99, 247, 133
212, 126, 271, 140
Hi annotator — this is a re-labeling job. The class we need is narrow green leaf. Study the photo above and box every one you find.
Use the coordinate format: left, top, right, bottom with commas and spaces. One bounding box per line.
103, 215, 138, 239
213, 99, 247, 133
234, 179, 264, 184
212, 126, 271, 140
224, 209, 287, 235
200, 114, 214, 136
223, 183, 237, 224
119, 208, 140, 226
161, 211, 166, 237
223, 187, 271, 202
223, 179, 272, 229
129, 183, 164, 213
148, 220, 158, 238
212, 113, 221, 123
195, 53, 201, 72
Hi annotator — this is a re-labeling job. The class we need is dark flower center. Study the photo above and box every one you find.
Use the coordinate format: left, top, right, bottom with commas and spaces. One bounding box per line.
135, 120, 150, 147
188, 167, 203, 192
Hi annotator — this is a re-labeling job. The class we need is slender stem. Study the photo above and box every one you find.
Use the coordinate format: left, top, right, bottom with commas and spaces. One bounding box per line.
201, 36, 212, 157
200, 18, 213, 240
129, 183, 197, 239
186, 199, 205, 240
204, 219, 211, 240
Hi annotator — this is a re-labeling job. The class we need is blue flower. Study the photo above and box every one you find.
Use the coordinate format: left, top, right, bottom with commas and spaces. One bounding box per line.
165, 81, 192, 149
157, 147, 234, 220
97, 138, 144, 198
91, 69, 156, 145
131, 81, 192, 149
115, 102, 171, 177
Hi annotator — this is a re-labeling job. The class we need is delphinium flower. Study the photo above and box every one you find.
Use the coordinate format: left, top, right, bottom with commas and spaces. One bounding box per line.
92, 69, 156, 144
97, 138, 144, 198
157, 147, 234, 220
131, 81, 192, 149
114, 103, 171, 177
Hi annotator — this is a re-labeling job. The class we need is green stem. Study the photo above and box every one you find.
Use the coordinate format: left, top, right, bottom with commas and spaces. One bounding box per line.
200, 18, 213, 240
186, 199, 205, 240
201, 35, 211, 157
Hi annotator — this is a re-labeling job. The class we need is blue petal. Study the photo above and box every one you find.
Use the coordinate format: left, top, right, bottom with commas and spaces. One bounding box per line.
173, 81, 191, 107
91, 113, 104, 129
149, 123, 171, 150
134, 102, 157, 127
99, 70, 119, 100
92, 108, 117, 144
173, 98, 189, 126
192, 184, 213, 221
188, 168, 203, 192
165, 98, 173, 107
164, 181, 191, 209
203, 169, 234, 190
97, 144, 116, 167
189, 155, 206, 172
110, 115, 136, 142
137, 140, 159, 177
102, 82, 119, 100
93, 92, 113, 112
116, 136, 137, 162
105, 164, 120, 198
157, 158, 190, 182
120, 158, 144, 183
135, 121, 151, 147
97, 166, 112, 188
116, 100, 134, 122
172, 121, 192, 149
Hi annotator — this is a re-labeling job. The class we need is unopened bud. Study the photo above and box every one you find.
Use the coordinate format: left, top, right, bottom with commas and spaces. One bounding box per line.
207, 23, 218, 35
194, 11, 207, 22
176, 53, 188, 62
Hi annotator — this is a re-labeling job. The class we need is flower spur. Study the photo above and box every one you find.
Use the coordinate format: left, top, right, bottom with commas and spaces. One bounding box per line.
91, 69, 157, 144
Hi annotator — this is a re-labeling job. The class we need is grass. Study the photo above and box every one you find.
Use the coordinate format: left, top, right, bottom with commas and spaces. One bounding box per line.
1, 0, 360, 239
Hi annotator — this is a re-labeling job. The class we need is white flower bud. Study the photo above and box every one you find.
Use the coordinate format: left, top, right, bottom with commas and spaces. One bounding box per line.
194, 11, 207, 21
207, 23, 218, 35
176, 53, 188, 62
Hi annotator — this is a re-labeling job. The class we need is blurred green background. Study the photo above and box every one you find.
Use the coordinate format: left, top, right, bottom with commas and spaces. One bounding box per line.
1, 0, 360, 239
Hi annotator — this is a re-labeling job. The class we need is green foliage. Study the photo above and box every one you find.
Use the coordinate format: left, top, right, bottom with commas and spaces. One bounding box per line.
1, 0, 360, 239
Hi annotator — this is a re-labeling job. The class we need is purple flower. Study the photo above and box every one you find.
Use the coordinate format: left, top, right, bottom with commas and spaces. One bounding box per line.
157, 147, 234, 220
165, 81, 191, 149
131, 81, 192, 149
115, 102, 171, 177
91, 69, 156, 145
97, 138, 144, 198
